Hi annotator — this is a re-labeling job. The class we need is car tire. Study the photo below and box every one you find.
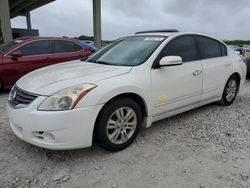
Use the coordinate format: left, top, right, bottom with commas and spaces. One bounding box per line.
220, 75, 239, 106
96, 98, 142, 151
247, 59, 250, 79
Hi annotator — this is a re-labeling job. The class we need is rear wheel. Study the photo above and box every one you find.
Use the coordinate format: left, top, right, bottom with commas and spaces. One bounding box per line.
220, 75, 239, 106
96, 98, 142, 151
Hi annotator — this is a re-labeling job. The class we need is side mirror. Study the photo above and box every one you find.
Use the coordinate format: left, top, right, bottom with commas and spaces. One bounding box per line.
11, 51, 23, 61
159, 56, 183, 66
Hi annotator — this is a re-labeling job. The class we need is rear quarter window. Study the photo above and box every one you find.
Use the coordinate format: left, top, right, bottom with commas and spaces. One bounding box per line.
220, 43, 228, 56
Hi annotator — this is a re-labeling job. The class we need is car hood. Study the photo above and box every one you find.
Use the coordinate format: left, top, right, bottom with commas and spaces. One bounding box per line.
16, 61, 132, 95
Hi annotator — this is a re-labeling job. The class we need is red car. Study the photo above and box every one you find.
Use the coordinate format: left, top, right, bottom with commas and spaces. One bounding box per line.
0, 37, 93, 91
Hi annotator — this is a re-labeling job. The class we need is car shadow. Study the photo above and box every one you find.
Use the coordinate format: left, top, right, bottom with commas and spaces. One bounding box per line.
0, 90, 10, 95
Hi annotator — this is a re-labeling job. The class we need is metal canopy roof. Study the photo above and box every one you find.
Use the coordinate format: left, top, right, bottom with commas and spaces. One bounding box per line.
1, 0, 101, 48
9, 0, 55, 18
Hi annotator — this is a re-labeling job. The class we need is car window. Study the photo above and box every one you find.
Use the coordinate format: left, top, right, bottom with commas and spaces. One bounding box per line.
219, 43, 227, 56
0, 39, 23, 53
14, 40, 51, 56
54, 40, 82, 53
197, 36, 222, 59
75, 43, 83, 51
88, 36, 165, 66
158, 35, 197, 62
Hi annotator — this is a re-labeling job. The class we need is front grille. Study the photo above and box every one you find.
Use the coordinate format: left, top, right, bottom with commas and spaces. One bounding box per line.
8, 86, 39, 108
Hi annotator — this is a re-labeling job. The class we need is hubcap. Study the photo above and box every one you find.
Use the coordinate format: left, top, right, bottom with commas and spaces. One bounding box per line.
226, 79, 237, 102
106, 107, 137, 145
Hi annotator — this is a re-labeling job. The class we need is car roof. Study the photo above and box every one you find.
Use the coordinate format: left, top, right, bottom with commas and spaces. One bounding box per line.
16, 36, 79, 43
134, 31, 226, 45
135, 32, 177, 37
1, 37, 80, 54
135, 29, 179, 37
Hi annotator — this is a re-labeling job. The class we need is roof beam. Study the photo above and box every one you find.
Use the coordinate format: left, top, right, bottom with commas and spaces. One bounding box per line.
10, 0, 26, 10
11, 0, 40, 13
9, 0, 55, 18
23, 0, 55, 12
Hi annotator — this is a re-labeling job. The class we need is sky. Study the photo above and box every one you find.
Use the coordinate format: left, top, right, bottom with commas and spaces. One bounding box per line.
11, 0, 250, 40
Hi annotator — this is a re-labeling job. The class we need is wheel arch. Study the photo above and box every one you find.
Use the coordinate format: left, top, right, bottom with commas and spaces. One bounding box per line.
231, 72, 241, 83
92, 92, 148, 142
221, 72, 242, 99
105, 93, 148, 116
226, 72, 241, 90
224, 72, 241, 87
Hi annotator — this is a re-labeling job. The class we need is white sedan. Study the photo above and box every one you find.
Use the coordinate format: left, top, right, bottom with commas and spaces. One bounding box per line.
7, 30, 247, 151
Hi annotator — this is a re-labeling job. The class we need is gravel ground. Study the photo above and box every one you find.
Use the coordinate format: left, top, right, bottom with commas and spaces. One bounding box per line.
1, 82, 250, 188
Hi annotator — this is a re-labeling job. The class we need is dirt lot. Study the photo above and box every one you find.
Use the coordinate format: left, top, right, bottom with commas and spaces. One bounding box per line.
1, 82, 250, 188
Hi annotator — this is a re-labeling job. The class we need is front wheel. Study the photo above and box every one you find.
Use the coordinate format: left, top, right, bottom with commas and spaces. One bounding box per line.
96, 98, 142, 151
220, 75, 239, 106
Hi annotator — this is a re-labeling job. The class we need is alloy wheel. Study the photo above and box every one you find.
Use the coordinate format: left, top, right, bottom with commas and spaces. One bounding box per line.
226, 79, 237, 102
106, 107, 137, 145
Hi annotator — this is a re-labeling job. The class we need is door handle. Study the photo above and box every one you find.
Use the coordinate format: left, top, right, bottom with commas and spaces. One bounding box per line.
225, 62, 232, 67
193, 70, 202, 76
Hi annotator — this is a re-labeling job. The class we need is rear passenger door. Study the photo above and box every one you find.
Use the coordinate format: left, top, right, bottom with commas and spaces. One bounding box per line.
50, 40, 86, 64
196, 36, 232, 101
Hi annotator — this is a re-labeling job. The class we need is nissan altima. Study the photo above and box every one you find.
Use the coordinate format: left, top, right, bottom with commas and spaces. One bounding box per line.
7, 30, 247, 151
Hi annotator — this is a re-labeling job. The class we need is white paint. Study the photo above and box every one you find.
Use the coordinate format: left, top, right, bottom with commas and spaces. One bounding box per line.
8, 32, 247, 150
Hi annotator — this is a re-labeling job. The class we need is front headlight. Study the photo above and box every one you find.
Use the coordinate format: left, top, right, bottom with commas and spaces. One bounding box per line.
38, 84, 97, 111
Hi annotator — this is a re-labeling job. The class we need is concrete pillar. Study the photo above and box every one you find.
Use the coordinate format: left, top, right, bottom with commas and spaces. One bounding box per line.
0, 0, 13, 43
93, 0, 102, 48
26, 12, 32, 30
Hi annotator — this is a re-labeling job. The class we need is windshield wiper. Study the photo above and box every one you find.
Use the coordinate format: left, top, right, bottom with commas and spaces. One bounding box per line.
95, 60, 113, 65
85, 60, 114, 65
81, 55, 92, 61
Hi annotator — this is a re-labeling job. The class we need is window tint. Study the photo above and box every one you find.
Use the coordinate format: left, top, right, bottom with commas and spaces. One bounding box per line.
220, 43, 227, 56
197, 36, 222, 59
54, 40, 82, 53
16, 40, 51, 56
159, 36, 197, 62
75, 44, 83, 51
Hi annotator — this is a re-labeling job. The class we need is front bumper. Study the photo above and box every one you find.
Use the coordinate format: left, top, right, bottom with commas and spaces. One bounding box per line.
7, 96, 103, 150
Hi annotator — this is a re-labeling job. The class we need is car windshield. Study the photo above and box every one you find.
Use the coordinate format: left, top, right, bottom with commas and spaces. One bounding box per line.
87, 36, 166, 66
0, 39, 23, 53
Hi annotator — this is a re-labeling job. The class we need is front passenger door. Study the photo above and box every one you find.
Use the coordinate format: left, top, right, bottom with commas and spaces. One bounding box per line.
151, 35, 203, 117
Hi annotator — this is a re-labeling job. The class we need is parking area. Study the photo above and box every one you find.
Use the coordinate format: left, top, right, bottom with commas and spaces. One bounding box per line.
0, 82, 250, 188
